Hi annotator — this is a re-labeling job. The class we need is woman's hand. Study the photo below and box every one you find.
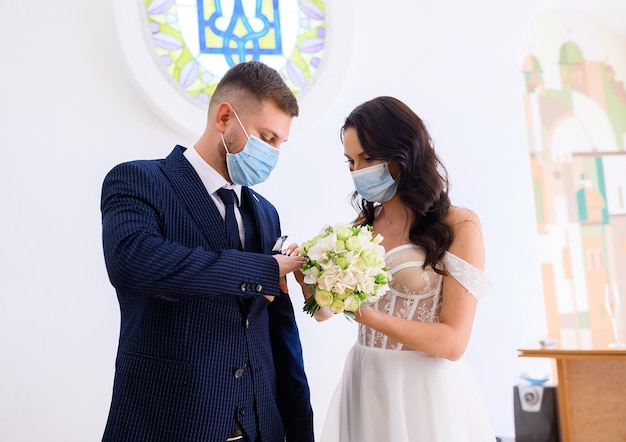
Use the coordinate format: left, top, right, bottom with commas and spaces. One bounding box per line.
281, 242, 302, 258
352, 305, 375, 324
294, 268, 307, 290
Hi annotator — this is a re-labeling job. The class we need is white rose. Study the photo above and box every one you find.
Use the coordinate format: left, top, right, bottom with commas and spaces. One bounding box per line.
357, 278, 375, 295
329, 299, 345, 314
335, 225, 352, 241
343, 295, 360, 312
317, 266, 343, 291
345, 236, 362, 251
314, 289, 334, 307
302, 267, 320, 285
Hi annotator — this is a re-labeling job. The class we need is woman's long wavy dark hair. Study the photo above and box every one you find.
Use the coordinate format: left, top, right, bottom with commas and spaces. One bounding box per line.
342, 96, 453, 272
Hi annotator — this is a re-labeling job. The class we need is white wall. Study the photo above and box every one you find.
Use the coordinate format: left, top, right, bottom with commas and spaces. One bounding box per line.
8, 0, 619, 440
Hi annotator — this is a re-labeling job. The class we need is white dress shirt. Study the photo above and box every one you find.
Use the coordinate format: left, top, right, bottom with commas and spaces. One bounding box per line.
183, 145, 245, 245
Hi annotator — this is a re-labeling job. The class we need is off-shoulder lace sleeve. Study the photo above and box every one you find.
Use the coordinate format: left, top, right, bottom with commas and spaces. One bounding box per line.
442, 252, 492, 300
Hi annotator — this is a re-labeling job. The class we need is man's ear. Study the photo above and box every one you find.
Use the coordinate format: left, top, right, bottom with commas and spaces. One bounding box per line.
214, 102, 233, 132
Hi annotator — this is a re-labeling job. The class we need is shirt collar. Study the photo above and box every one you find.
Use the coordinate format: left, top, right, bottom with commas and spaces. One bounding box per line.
183, 145, 242, 205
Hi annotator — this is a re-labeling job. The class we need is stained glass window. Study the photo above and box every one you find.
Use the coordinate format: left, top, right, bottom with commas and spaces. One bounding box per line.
143, 0, 326, 106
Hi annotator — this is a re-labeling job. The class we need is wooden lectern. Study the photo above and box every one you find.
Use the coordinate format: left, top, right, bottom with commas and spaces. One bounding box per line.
518, 348, 626, 442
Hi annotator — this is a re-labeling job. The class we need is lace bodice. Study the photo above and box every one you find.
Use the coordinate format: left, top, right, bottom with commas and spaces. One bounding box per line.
358, 244, 492, 350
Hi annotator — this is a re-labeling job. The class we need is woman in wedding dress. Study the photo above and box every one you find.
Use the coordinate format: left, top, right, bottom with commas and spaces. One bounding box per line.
301, 96, 495, 441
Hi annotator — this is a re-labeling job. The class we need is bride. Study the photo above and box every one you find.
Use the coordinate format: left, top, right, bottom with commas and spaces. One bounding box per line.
297, 96, 495, 441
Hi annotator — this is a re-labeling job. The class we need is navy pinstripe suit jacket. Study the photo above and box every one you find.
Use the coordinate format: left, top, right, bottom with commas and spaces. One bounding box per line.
100, 146, 314, 441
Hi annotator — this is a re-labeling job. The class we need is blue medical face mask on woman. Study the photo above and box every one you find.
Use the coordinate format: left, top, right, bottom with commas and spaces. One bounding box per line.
221, 110, 279, 186
350, 161, 398, 202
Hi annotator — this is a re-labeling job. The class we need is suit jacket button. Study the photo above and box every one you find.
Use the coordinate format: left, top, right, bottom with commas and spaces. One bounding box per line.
234, 368, 244, 379
240, 284, 247, 291
256, 284, 263, 292
239, 407, 246, 415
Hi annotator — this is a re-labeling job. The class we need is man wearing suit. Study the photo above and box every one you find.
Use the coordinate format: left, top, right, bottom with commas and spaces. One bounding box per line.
101, 61, 314, 441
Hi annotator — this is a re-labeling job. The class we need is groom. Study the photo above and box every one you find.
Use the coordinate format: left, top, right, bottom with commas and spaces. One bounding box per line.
100, 61, 313, 441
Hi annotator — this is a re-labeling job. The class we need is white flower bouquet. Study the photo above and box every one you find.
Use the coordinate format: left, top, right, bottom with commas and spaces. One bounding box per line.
300, 223, 390, 318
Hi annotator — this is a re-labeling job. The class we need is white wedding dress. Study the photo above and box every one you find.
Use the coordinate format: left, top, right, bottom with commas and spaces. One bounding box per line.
321, 244, 495, 442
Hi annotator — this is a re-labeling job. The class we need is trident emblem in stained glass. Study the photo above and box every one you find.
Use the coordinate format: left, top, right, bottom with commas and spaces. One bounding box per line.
198, 0, 283, 64
144, 0, 326, 106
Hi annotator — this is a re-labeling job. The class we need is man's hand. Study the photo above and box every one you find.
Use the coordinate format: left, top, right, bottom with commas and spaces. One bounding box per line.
272, 248, 307, 277
266, 244, 307, 302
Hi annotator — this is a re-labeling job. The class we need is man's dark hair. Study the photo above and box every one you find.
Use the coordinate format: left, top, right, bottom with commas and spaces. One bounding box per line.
210, 61, 299, 117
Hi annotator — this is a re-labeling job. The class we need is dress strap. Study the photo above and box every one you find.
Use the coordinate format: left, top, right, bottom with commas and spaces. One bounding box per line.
442, 252, 492, 300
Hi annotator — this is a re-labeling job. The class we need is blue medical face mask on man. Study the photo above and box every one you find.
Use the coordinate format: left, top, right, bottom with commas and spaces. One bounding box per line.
350, 161, 398, 202
221, 109, 279, 186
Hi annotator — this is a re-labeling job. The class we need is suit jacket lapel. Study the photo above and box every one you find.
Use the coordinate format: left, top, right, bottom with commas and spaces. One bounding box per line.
241, 187, 272, 254
160, 145, 230, 250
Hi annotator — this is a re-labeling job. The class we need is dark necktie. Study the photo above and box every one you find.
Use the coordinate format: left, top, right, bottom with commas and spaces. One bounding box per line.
216, 188, 242, 250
